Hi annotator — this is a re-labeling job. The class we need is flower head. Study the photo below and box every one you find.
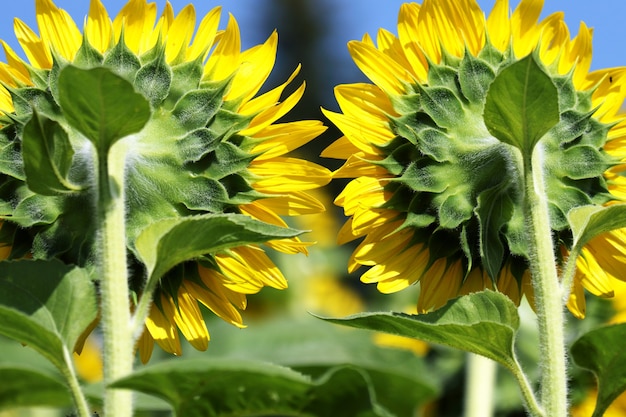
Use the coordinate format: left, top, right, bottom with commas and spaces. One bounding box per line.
0, 0, 330, 361
323, 0, 626, 314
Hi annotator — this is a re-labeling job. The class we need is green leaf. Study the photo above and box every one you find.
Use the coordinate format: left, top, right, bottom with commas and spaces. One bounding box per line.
484, 54, 560, 154
571, 323, 626, 417
112, 358, 312, 417
0, 366, 72, 410
57, 65, 151, 153
0, 259, 97, 372
320, 290, 520, 371
206, 317, 438, 417
135, 213, 302, 284
568, 204, 626, 252
476, 182, 514, 280
22, 110, 82, 195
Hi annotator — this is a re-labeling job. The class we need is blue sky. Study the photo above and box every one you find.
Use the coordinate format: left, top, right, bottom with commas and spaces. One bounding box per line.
0, 1, 624, 71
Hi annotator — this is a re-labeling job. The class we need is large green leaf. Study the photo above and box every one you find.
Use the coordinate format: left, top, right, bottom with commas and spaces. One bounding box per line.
205, 317, 438, 417
112, 359, 312, 417
0, 366, 72, 410
135, 213, 302, 284
321, 290, 520, 372
571, 323, 626, 417
484, 54, 560, 155
567, 204, 626, 252
22, 109, 82, 195
0, 259, 96, 372
57, 65, 151, 153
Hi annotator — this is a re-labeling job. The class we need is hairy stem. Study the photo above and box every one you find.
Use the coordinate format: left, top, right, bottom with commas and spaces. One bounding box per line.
63, 347, 92, 417
524, 145, 568, 416
97, 142, 134, 417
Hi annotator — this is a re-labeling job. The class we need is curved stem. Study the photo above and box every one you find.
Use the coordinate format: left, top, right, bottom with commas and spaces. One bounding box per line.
62, 348, 91, 417
508, 357, 545, 417
464, 353, 496, 417
97, 142, 134, 417
524, 146, 568, 416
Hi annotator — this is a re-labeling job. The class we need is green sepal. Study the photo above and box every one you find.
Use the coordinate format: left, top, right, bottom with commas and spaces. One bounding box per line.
416, 84, 466, 129
135, 213, 303, 285
0, 126, 25, 180
171, 84, 228, 131
74, 36, 104, 68
0, 259, 96, 372
166, 56, 204, 108
319, 290, 521, 373
484, 53, 560, 155
57, 65, 152, 154
22, 109, 82, 195
1, 184, 63, 228
135, 47, 172, 107
176, 128, 220, 163
571, 323, 626, 417
8, 86, 60, 121
458, 50, 496, 104
204, 141, 257, 179
102, 33, 142, 80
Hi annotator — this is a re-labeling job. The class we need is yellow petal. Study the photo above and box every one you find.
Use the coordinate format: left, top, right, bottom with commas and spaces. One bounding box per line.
85, 0, 113, 53
241, 82, 305, 137
510, 0, 543, 58
167, 287, 209, 351
1, 41, 31, 84
250, 157, 331, 193
204, 14, 240, 81
145, 299, 182, 356
246, 191, 326, 216
348, 40, 409, 95
13, 18, 52, 69
397, 3, 429, 81
136, 327, 154, 364
227, 31, 278, 103
322, 109, 393, 156
251, 120, 327, 160
321, 136, 363, 159
566, 275, 587, 319
113, 0, 157, 55
164, 4, 196, 63
238, 65, 300, 116
486, 0, 511, 52
185, 280, 245, 328
187, 6, 221, 61
35, 0, 82, 61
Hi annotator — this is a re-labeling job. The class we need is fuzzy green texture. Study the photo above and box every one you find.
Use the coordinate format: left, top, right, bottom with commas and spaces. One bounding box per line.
0, 37, 267, 298
378, 44, 615, 284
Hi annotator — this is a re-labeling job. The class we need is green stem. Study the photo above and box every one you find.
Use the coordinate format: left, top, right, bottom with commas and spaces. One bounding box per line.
524, 145, 568, 416
97, 142, 133, 417
463, 353, 496, 417
62, 348, 91, 417
508, 357, 544, 417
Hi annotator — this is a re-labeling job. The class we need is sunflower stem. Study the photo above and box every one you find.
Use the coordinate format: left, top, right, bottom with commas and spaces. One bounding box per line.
62, 347, 92, 417
97, 142, 134, 417
463, 353, 496, 417
524, 145, 568, 417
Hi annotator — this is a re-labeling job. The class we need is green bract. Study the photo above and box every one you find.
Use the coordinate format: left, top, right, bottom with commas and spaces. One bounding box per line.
0, 37, 266, 291
384, 47, 614, 282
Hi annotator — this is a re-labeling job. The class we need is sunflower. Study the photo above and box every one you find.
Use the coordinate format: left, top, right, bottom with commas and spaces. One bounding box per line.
0, 0, 330, 362
323, 0, 626, 315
